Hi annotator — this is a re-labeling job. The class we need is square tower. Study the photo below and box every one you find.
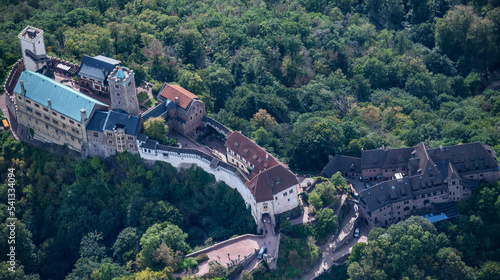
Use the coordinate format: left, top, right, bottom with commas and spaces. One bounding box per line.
108, 67, 139, 116
18, 26, 48, 72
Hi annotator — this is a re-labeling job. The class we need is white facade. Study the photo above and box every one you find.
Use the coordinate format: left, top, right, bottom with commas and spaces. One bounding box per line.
138, 144, 260, 227
18, 26, 47, 72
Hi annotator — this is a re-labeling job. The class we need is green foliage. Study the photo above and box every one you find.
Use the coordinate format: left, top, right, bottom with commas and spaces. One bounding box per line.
0, 131, 255, 279
276, 235, 321, 278
348, 216, 475, 280
195, 253, 209, 264
137, 91, 149, 103
139, 222, 190, 269
176, 257, 198, 271
112, 228, 140, 265
143, 117, 170, 145
314, 208, 338, 239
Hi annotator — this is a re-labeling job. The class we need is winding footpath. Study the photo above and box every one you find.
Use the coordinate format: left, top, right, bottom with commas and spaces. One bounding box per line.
299, 201, 369, 280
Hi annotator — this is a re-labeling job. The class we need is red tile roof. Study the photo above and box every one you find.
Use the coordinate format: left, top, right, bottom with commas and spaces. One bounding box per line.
159, 84, 199, 109
246, 164, 299, 202
225, 131, 280, 180
225, 131, 298, 202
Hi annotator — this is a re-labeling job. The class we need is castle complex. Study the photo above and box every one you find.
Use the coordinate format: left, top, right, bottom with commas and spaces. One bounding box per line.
3, 26, 298, 230
322, 142, 500, 228
5, 25, 498, 232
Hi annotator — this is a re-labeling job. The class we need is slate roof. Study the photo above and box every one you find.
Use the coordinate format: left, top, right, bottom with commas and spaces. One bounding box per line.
142, 99, 173, 119
225, 131, 280, 180
359, 178, 413, 212
361, 147, 413, 169
86, 110, 140, 136
77, 55, 119, 84
14, 70, 107, 122
104, 111, 141, 135
141, 138, 158, 149
246, 164, 299, 202
322, 155, 361, 178
86, 111, 108, 132
158, 83, 199, 110
334, 141, 500, 213
426, 142, 498, 173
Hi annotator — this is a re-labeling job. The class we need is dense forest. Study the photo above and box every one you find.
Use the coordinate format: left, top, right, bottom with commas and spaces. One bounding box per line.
0, 131, 255, 279
2, 0, 500, 279
2, 0, 500, 172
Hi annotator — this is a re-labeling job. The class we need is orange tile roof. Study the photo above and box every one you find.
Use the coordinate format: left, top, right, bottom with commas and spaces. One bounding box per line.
158, 84, 199, 109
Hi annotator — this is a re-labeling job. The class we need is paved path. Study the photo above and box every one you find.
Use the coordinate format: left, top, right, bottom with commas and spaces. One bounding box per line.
177, 220, 277, 277
299, 203, 368, 280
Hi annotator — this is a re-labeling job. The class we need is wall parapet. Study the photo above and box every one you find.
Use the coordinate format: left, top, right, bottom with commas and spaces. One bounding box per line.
185, 233, 264, 258
138, 138, 259, 225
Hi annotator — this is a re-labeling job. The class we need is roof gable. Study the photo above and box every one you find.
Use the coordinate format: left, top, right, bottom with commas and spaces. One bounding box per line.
246, 164, 298, 202
158, 84, 199, 110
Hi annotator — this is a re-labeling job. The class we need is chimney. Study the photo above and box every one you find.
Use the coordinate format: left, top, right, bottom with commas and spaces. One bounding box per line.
439, 145, 443, 152
47, 99, 51, 107
175, 97, 179, 105
20, 80, 26, 95
266, 154, 269, 160
80, 108, 87, 123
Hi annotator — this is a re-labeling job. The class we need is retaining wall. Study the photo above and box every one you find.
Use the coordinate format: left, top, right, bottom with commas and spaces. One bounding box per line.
185, 233, 264, 258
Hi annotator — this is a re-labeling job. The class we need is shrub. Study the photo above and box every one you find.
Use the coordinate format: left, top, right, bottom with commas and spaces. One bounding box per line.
195, 253, 209, 264
176, 257, 198, 271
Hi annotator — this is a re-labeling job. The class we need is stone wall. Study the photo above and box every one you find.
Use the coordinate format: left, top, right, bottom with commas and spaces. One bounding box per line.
138, 143, 262, 228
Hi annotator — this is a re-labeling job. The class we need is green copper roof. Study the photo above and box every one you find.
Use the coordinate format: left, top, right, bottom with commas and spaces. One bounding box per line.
14, 70, 108, 122
116, 69, 126, 79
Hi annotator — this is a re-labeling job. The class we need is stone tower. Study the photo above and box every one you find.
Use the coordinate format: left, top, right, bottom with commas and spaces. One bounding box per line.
18, 26, 48, 72
108, 66, 139, 116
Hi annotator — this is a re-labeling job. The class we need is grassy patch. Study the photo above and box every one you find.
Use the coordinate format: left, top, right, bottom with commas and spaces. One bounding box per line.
137, 91, 149, 103
144, 98, 156, 108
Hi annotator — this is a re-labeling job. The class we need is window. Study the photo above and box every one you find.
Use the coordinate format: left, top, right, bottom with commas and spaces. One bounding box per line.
94, 132, 99, 137
43, 107, 48, 112
77, 124, 80, 127
107, 132, 112, 136
18, 95, 22, 100
62, 124, 66, 128
129, 144, 134, 148
275, 197, 278, 200
71, 136, 74, 141
283, 192, 287, 197
52, 120, 58, 125
289, 189, 293, 194
128, 136, 133, 140
26, 99, 31, 104
44, 116, 50, 120
108, 140, 113, 144
35, 111, 41, 116
69, 120, 74, 124
27, 106, 33, 112
60, 115, 65, 120
35, 103, 39, 108
35, 120, 38, 124
52, 112, 56, 116
45, 124, 49, 129
128, 81, 131, 87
